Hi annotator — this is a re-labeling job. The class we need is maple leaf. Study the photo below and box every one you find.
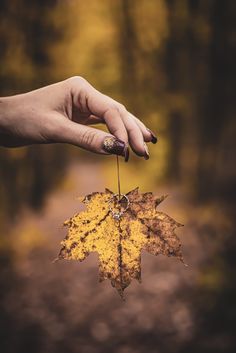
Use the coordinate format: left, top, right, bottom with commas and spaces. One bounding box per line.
58, 188, 184, 298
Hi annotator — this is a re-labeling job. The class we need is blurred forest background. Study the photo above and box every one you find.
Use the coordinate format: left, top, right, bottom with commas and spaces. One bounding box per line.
0, 1, 236, 353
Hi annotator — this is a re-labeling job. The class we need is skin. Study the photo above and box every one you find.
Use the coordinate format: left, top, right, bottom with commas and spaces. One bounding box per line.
0, 76, 156, 160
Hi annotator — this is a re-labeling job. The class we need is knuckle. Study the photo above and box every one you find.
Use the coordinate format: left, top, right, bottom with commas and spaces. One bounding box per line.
117, 104, 127, 114
80, 129, 97, 148
109, 103, 127, 116
67, 75, 88, 86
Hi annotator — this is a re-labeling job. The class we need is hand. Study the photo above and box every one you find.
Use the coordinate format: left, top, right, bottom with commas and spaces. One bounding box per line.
0, 76, 157, 161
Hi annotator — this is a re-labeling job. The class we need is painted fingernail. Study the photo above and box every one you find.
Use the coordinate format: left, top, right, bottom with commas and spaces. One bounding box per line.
124, 144, 129, 162
143, 143, 150, 160
147, 128, 158, 144
102, 136, 129, 161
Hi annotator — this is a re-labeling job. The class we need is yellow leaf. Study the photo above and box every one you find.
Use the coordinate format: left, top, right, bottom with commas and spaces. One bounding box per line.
58, 188, 184, 298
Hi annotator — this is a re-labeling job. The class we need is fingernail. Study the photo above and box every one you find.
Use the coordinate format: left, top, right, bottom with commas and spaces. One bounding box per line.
124, 144, 129, 162
102, 136, 129, 161
143, 143, 150, 160
147, 128, 158, 144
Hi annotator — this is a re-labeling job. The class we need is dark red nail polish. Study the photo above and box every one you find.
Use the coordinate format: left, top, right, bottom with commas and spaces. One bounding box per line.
102, 136, 128, 160
147, 129, 158, 144
124, 145, 129, 162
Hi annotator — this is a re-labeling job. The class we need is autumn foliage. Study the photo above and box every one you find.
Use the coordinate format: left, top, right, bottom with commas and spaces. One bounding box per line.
58, 188, 184, 298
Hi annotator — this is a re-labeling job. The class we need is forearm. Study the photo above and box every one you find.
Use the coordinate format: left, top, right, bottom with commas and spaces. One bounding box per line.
0, 94, 40, 147
0, 97, 11, 133
0, 97, 15, 146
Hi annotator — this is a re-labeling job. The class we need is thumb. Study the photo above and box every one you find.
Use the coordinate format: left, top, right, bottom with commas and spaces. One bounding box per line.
56, 119, 129, 161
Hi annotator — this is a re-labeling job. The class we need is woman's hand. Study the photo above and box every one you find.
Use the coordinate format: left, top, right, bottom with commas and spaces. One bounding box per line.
0, 76, 157, 161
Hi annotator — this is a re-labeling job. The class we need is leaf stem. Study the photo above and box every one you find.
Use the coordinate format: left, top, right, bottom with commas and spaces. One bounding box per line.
116, 155, 121, 200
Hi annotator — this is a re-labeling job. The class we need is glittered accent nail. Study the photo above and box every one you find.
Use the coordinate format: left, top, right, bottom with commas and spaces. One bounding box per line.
147, 128, 158, 144
102, 136, 129, 161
